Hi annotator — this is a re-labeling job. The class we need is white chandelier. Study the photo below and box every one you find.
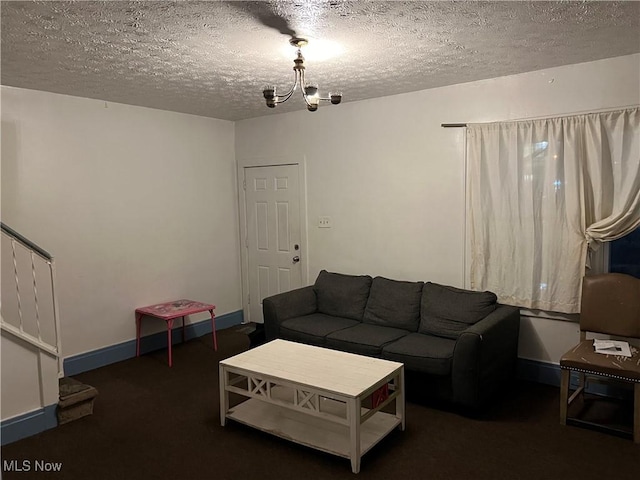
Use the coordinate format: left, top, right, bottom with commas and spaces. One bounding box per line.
263, 37, 342, 112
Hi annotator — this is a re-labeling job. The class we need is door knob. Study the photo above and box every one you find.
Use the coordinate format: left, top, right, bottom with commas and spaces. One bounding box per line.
292, 256, 300, 263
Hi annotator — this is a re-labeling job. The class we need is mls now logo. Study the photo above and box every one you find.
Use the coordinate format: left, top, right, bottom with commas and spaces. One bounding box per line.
3, 459, 63, 472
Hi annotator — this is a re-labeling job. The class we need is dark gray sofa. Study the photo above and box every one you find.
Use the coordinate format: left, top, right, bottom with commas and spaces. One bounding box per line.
263, 270, 520, 411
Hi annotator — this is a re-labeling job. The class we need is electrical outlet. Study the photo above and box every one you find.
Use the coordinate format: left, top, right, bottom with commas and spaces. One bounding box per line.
318, 216, 332, 228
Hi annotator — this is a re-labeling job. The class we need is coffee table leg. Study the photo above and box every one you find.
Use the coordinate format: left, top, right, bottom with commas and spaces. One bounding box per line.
397, 368, 405, 431
349, 397, 362, 474
219, 364, 228, 426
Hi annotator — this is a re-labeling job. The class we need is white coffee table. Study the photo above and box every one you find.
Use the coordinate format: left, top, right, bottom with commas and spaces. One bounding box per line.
219, 339, 405, 473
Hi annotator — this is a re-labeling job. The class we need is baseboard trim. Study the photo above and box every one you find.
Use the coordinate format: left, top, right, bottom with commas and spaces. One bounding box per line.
516, 358, 631, 399
1, 404, 57, 446
3, 347, 625, 446
517, 358, 561, 386
63, 310, 244, 376
1, 311, 243, 445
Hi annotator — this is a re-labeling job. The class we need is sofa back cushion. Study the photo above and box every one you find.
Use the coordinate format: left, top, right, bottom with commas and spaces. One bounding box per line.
419, 282, 497, 339
363, 277, 424, 331
314, 270, 372, 321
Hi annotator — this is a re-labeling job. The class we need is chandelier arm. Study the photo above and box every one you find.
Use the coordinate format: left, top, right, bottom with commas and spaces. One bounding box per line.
275, 71, 300, 104
277, 86, 297, 104
299, 70, 315, 108
313, 89, 335, 102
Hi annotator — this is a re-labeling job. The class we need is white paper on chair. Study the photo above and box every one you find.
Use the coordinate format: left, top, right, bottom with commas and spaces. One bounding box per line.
593, 339, 632, 357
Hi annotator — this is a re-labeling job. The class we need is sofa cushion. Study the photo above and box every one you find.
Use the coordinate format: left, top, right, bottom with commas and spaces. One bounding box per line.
419, 282, 497, 339
314, 270, 372, 321
280, 314, 360, 347
325, 324, 409, 357
381, 333, 455, 376
363, 277, 424, 331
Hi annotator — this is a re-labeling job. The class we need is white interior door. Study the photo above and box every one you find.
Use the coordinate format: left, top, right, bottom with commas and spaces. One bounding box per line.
245, 165, 303, 323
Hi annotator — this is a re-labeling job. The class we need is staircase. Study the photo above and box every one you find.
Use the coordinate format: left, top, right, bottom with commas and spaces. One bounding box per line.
1, 223, 97, 440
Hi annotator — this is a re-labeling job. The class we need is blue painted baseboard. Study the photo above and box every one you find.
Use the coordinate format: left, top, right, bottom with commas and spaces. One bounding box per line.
517, 358, 632, 399
1, 310, 243, 445
1, 404, 57, 446
517, 358, 562, 386
3, 345, 630, 446
63, 310, 243, 376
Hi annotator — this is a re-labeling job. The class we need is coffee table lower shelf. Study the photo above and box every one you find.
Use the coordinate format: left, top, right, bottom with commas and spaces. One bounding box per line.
226, 398, 401, 461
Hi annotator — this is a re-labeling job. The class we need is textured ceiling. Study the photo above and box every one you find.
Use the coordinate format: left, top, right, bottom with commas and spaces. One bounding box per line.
2, 1, 639, 121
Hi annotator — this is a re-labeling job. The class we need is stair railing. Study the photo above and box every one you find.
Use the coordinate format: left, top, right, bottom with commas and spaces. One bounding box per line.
1, 222, 64, 379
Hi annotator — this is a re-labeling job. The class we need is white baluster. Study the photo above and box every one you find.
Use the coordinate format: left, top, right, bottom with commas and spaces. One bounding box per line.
12, 239, 24, 332
32, 251, 42, 341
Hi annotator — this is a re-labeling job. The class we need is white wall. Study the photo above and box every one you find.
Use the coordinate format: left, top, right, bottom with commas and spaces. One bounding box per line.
1, 87, 242, 368
235, 54, 640, 365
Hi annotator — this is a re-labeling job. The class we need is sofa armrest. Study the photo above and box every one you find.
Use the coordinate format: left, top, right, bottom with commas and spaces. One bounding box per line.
451, 305, 521, 410
263, 286, 318, 341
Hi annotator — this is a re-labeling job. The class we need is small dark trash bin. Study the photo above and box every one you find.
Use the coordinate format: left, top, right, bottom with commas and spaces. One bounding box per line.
248, 323, 266, 348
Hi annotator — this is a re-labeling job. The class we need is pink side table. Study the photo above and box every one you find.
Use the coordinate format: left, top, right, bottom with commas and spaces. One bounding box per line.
135, 299, 217, 367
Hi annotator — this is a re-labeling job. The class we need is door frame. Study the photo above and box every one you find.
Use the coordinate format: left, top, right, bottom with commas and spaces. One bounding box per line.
237, 156, 309, 324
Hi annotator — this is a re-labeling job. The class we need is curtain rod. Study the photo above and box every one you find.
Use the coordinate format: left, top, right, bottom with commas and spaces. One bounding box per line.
441, 105, 639, 129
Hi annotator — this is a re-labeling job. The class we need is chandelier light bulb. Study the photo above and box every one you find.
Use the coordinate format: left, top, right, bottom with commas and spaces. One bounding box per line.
263, 86, 277, 108
304, 85, 319, 97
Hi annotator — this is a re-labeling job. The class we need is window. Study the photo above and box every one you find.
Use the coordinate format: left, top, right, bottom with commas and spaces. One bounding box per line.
467, 107, 639, 313
609, 227, 640, 278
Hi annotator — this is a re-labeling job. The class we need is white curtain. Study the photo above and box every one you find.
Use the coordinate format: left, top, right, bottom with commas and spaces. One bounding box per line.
467, 108, 640, 314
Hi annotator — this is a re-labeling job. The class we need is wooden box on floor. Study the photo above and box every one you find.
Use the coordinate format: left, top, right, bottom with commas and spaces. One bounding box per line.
57, 377, 98, 425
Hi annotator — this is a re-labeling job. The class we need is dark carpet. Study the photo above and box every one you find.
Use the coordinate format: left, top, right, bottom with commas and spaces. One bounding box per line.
2, 327, 638, 479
